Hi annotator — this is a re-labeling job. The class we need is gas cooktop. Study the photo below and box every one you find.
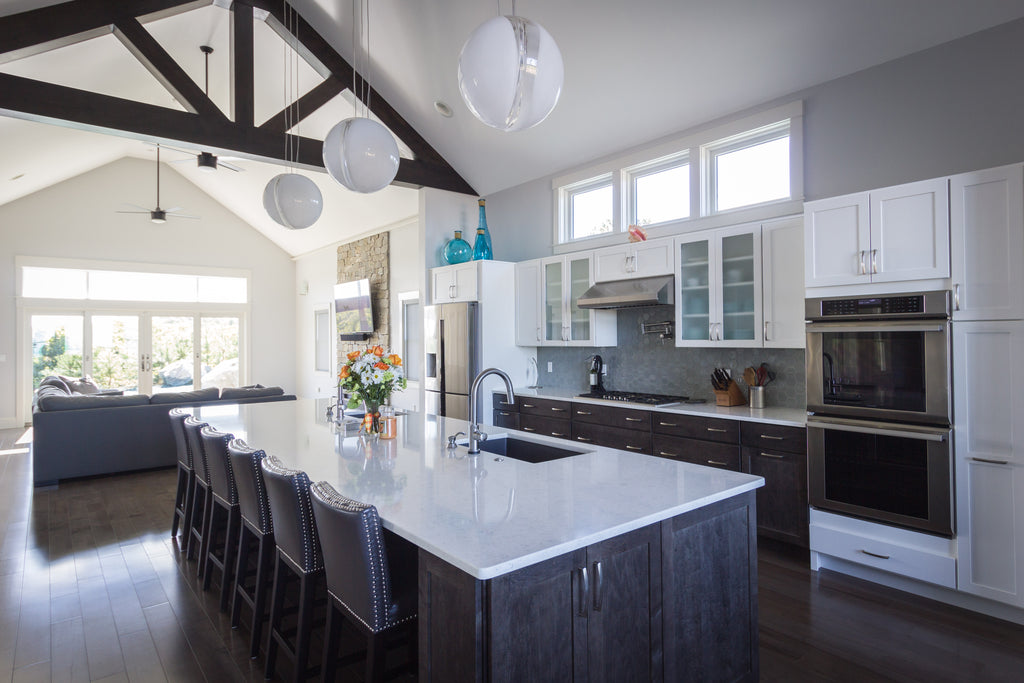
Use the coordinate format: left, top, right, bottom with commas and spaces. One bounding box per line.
577, 390, 688, 407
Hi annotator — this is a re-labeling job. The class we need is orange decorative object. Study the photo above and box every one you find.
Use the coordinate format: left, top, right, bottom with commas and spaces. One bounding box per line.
339, 366, 350, 379
627, 224, 648, 242
371, 345, 385, 356
387, 354, 402, 366
347, 350, 361, 360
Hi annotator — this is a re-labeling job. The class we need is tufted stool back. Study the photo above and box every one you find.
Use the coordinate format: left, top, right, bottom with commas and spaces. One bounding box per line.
260, 455, 322, 574
169, 408, 192, 469
228, 439, 273, 535
200, 425, 237, 506
183, 416, 210, 484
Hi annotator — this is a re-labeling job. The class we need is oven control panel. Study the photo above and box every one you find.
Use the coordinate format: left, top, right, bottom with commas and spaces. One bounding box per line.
806, 290, 949, 320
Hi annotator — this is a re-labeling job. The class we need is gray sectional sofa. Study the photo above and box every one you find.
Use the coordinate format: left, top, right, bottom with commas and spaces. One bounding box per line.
32, 376, 296, 486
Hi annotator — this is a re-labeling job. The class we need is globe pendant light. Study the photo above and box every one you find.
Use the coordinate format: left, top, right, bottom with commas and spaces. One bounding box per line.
263, 1, 323, 229
322, 0, 400, 193
264, 173, 323, 230
458, 6, 564, 132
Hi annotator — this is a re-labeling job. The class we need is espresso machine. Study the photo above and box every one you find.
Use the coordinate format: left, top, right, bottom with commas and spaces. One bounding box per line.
588, 354, 605, 392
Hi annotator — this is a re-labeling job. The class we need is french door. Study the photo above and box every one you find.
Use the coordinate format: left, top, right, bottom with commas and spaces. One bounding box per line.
29, 310, 243, 396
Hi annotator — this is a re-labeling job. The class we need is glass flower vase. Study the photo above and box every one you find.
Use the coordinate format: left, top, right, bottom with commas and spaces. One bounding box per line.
362, 400, 381, 435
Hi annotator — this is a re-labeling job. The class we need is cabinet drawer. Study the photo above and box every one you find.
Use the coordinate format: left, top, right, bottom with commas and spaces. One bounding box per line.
492, 393, 519, 411
519, 397, 572, 419
571, 403, 651, 431
493, 410, 520, 430
740, 422, 806, 453
653, 414, 739, 443
571, 423, 652, 454
519, 414, 571, 439
652, 435, 740, 471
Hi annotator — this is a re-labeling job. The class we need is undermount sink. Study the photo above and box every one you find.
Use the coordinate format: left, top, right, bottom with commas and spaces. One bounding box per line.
474, 435, 587, 464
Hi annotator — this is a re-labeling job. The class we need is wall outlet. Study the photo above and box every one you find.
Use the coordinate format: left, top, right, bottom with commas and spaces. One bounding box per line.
547, 361, 553, 373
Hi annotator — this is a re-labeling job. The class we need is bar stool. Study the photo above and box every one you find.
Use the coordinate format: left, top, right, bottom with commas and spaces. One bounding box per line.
227, 438, 275, 659
183, 415, 211, 575
169, 408, 194, 539
199, 425, 239, 611
310, 481, 418, 682
261, 455, 324, 682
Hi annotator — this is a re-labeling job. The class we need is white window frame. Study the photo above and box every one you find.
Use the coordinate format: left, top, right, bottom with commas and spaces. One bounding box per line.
624, 151, 691, 229
701, 119, 792, 216
558, 173, 615, 244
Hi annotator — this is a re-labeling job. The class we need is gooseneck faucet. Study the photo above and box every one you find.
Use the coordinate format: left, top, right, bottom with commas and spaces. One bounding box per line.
467, 367, 515, 455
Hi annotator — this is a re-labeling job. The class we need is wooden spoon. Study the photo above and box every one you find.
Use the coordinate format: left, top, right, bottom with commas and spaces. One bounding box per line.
743, 367, 757, 386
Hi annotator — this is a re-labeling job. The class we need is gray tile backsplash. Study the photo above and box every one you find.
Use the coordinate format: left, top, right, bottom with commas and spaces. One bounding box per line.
536, 305, 806, 408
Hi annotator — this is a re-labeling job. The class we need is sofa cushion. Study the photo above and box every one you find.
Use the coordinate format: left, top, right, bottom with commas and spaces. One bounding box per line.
149, 387, 221, 405
39, 376, 71, 394
220, 386, 284, 400
37, 393, 151, 411
66, 376, 101, 394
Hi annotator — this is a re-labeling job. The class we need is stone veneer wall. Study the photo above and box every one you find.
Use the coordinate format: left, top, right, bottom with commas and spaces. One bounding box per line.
337, 232, 390, 364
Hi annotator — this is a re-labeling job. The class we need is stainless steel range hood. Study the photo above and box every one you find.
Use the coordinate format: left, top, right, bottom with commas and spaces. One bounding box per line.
577, 275, 675, 309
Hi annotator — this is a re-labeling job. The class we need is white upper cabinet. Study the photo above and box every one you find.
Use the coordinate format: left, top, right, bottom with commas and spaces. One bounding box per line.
805, 178, 949, 289
761, 217, 805, 348
533, 253, 616, 348
593, 237, 675, 282
950, 163, 1024, 321
431, 262, 479, 303
514, 260, 542, 346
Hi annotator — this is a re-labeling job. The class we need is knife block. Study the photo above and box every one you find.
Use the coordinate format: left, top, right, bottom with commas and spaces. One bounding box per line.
713, 380, 747, 406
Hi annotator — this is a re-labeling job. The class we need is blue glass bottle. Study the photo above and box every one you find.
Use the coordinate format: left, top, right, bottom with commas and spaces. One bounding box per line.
472, 227, 492, 260
443, 230, 472, 264
474, 198, 493, 258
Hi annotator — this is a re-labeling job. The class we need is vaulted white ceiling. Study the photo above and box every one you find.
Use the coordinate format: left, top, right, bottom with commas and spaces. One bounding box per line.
3, 0, 1024, 257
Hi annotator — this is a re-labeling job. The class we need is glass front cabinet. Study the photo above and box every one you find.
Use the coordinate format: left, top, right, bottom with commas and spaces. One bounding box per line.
540, 254, 616, 347
676, 225, 763, 347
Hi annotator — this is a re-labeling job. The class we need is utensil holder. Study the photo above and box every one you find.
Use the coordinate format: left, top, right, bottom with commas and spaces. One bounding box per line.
714, 380, 747, 406
749, 385, 765, 409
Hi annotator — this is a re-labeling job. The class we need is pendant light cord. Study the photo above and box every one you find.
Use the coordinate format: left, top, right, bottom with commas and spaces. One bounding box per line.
155, 144, 161, 208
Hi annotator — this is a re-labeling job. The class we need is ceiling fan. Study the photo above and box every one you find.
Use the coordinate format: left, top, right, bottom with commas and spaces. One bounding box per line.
117, 144, 199, 223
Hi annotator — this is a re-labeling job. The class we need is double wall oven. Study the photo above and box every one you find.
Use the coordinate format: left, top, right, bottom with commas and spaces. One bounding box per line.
805, 291, 954, 537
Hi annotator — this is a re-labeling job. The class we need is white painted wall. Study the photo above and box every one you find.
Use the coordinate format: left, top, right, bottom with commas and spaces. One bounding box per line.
0, 157, 296, 427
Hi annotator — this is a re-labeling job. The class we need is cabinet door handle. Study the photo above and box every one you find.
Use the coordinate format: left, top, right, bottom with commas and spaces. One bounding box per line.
707, 460, 728, 467
592, 560, 604, 611
871, 249, 878, 274
550, 407, 567, 412
706, 427, 727, 433
577, 566, 589, 616
536, 326, 541, 341
624, 417, 643, 422
759, 452, 785, 459
658, 422, 677, 427
576, 410, 592, 415
449, 283, 455, 298
971, 457, 1010, 465
859, 250, 867, 275
659, 451, 679, 458
499, 401, 514, 406
625, 445, 642, 451
522, 427, 536, 432
498, 411, 512, 416
709, 323, 714, 341
551, 432, 566, 437
954, 284, 961, 311
764, 320, 771, 342
860, 549, 890, 560
522, 403, 536, 408
760, 434, 783, 440
576, 436, 592, 442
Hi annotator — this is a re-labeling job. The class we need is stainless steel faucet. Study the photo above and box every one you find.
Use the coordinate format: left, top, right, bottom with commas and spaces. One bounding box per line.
467, 367, 515, 455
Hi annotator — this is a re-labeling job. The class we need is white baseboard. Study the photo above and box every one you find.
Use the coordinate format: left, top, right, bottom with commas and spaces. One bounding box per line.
0, 417, 25, 430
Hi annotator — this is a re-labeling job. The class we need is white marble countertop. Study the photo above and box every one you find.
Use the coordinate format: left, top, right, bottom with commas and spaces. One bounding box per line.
497, 387, 808, 427
194, 399, 763, 580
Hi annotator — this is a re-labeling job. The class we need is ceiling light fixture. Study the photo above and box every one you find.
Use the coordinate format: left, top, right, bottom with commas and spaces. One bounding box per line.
458, 0, 564, 132
322, 0, 400, 193
263, 2, 323, 230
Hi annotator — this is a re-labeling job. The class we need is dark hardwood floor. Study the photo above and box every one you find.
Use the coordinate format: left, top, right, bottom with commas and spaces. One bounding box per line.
3, 425, 1024, 682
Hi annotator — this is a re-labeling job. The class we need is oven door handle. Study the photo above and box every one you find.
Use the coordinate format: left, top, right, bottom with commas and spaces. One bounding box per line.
805, 323, 947, 334
807, 416, 949, 442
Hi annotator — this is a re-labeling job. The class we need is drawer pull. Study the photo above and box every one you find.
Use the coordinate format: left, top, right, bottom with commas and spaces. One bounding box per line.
522, 427, 536, 432
860, 549, 890, 560
499, 401, 515, 406
759, 452, 785, 459
971, 457, 1010, 465
707, 459, 728, 466
625, 417, 643, 422
577, 436, 592, 442
499, 411, 512, 416
658, 422, 677, 427
576, 410, 592, 415
552, 432, 566, 437
760, 434, 784, 440
659, 451, 678, 458
522, 403, 536, 408
625, 445, 642, 451
551, 407, 567, 412
707, 427, 727, 433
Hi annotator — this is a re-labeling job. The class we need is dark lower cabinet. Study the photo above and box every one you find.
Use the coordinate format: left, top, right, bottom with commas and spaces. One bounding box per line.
492, 409, 520, 430
572, 422, 652, 454
652, 434, 741, 471
418, 491, 757, 682
520, 414, 571, 438
741, 446, 808, 546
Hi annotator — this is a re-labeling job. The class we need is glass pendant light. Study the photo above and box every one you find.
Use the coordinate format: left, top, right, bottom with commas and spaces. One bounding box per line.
322, 0, 400, 193
458, 2, 564, 132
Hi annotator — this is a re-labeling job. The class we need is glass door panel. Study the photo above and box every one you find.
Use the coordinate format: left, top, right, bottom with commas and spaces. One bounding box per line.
31, 314, 84, 388
679, 240, 711, 341
544, 261, 564, 342
720, 233, 755, 341
200, 316, 240, 389
90, 315, 140, 393
568, 256, 591, 342
151, 315, 196, 393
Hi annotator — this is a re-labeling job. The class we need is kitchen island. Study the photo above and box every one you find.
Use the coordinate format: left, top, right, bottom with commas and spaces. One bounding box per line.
195, 399, 764, 682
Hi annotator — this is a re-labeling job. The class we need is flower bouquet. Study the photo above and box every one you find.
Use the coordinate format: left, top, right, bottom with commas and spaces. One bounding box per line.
338, 346, 407, 434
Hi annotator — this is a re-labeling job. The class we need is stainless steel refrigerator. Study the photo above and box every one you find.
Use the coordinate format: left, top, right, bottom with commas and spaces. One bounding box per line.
424, 302, 480, 421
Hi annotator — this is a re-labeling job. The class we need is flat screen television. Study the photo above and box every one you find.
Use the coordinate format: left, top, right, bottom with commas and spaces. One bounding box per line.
334, 279, 374, 340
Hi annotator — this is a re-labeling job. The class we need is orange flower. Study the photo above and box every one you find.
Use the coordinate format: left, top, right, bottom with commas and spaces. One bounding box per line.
371, 345, 385, 356
374, 362, 388, 370
339, 366, 350, 379
347, 350, 361, 361
387, 354, 402, 366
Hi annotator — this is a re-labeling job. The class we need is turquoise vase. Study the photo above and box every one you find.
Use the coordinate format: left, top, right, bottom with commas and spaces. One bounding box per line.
443, 230, 472, 264
472, 198, 493, 260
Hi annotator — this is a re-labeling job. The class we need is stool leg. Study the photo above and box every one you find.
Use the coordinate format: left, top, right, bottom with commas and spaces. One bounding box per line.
366, 631, 386, 683
230, 524, 252, 630
250, 534, 274, 660
264, 555, 286, 680
185, 479, 203, 559
321, 602, 341, 683
293, 572, 316, 683
171, 465, 186, 537
219, 507, 240, 611
181, 470, 195, 546
200, 500, 220, 587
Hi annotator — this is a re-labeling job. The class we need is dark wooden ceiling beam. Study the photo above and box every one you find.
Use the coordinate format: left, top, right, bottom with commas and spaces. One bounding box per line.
0, 0, 206, 65
230, 3, 255, 128
259, 75, 345, 133
112, 18, 224, 120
